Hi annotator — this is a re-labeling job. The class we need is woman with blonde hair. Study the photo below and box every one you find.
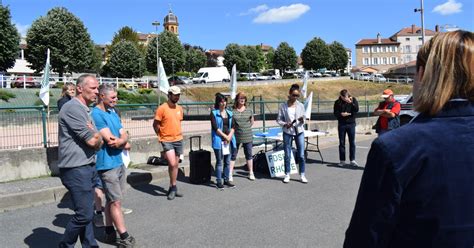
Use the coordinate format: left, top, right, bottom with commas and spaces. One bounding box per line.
57, 82, 76, 111
344, 30, 474, 247
229, 92, 255, 181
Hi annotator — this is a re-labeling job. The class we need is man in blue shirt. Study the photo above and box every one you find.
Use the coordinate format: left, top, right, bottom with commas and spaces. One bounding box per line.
91, 84, 135, 247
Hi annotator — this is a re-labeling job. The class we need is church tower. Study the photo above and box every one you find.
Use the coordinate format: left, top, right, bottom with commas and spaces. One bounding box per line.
164, 9, 179, 37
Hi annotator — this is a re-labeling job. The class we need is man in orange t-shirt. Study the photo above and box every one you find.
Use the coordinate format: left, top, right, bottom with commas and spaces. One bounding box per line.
153, 86, 184, 200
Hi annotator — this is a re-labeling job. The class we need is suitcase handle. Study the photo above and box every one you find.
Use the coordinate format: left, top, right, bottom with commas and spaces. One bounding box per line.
189, 136, 202, 151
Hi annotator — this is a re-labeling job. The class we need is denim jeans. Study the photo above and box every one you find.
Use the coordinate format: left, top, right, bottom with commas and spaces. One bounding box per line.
213, 148, 230, 182
283, 132, 305, 174
338, 123, 356, 161
59, 164, 98, 248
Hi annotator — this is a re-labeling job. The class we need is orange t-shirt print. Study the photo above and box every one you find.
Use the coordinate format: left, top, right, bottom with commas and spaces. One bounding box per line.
154, 103, 183, 142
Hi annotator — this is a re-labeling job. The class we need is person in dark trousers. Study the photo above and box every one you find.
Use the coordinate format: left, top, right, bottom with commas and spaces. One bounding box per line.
57, 74, 103, 248
210, 93, 236, 189
373, 88, 401, 136
333, 89, 359, 167
344, 30, 474, 247
57, 82, 75, 111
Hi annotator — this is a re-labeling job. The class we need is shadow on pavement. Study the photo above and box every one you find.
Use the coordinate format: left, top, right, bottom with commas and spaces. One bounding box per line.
24, 227, 62, 248
326, 162, 365, 170
130, 183, 168, 197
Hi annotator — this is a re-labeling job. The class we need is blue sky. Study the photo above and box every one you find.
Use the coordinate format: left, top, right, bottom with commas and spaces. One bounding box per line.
6, 0, 474, 55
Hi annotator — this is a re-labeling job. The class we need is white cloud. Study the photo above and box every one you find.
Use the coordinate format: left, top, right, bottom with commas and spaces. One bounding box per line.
253, 4, 310, 24
239, 4, 269, 16
433, 0, 462, 15
14, 21, 30, 37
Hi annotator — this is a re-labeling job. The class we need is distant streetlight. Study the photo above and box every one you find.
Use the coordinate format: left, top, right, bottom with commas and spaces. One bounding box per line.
405, 64, 408, 82
152, 21, 160, 104
171, 59, 175, 77
414, 0, 426, 44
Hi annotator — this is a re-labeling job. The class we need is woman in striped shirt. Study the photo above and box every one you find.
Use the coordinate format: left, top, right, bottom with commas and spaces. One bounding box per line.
230, 92, 255, 181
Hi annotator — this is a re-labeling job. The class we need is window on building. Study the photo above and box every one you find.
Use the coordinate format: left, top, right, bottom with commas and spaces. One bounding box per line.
405, 45, 411, 53
363, 58, 369, 65
363, 47, 369, 53
373, 57, 379, 65
391, 57, 397, 64
406, 55, 412, 62
406, 37, 410, 41
419, 37, 422, 41
394, 46, 398, 52
382, 57, 388, 65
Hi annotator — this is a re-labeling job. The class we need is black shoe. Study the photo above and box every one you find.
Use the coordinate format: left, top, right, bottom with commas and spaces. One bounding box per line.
216, 181, 224, 190
167, 190, 176, 200
116, 235, 136, 248
224, 181, 236, 188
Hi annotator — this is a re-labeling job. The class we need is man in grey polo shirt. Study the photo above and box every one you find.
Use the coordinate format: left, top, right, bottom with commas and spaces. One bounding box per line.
58, 74, 103, 248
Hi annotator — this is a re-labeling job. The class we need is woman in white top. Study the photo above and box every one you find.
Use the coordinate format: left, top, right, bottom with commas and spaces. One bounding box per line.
276, 84, 307, 183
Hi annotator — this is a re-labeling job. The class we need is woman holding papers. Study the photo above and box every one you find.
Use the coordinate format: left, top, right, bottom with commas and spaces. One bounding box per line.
345, 30, 474, 247
230, 92, 255, 181
210, 93, 236, 189
276, 84, 307, 184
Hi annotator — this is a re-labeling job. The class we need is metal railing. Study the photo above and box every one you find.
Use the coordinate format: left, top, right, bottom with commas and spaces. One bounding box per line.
0, 100, 379, 151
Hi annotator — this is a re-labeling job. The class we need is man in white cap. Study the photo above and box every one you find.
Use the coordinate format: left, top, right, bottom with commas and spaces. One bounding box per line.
152, 86, 184, 200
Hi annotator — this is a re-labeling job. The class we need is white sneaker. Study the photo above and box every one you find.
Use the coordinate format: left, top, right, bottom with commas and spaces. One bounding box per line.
283, 174, 290, 183
248, 172, 255, 181
350, 160, 359, 167
228, 175, 234, 182
121, 207, 133, 215
338, 161, 346, 166
301, 175, 308, 183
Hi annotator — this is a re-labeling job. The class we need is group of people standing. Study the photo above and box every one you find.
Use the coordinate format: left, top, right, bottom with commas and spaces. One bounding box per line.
55, 29, 473, 247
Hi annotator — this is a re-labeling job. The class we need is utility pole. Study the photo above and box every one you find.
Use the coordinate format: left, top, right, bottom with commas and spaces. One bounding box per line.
414, 0, 426, 44
152, 21, 161, 105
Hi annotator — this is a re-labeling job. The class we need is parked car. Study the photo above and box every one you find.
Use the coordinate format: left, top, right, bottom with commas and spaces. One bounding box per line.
397, 94, 418, 125
12, 76, 39, 88
371, 73, 387, 83
168, 76, 192, 85
121, 81, 137, 90
355, 72, 371, 81
312, 72, 322, 77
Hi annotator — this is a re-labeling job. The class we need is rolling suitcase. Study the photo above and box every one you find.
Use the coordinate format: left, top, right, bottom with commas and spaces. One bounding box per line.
188, 136, 212, 184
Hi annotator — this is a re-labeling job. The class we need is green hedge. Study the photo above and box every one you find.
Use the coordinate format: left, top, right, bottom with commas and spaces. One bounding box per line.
0, 90, 16, 102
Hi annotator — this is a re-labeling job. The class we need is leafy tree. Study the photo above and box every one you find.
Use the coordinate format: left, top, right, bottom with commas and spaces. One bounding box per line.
109, 26, 144, 55
255, 45, 266, 71
265, 47, 275, 69
145, 31, 185, 74
242, 46, 259, 72
301, 37, 333, 70
329, 41, 348, 72
184, 48, 206, 73
0, 5, 20, 72
223, 43, 247, 73
107, 40, 144, 78
26, 7, 96, 77
273, 42, 297, 72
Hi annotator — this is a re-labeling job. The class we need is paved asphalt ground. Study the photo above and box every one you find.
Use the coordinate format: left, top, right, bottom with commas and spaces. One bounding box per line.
0, 136, 376, 248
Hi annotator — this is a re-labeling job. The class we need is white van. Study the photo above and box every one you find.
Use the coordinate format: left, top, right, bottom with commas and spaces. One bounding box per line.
192, 67, 231, 84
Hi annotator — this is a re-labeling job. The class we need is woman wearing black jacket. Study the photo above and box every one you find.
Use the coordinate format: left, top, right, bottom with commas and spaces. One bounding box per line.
333, 89, 359, 166
57, 82, 76, 111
